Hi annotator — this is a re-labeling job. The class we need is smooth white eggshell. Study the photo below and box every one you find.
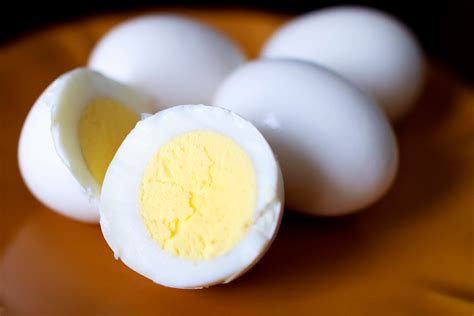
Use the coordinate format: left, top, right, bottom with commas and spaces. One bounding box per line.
213, 60, 398, 216
100, 105, 284, 288
89, 15, 245, 110
261, 6, 425, 120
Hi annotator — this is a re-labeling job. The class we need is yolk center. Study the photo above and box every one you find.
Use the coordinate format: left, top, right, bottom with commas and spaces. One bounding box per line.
78, 98, 139, 186
139, 131, 257, 260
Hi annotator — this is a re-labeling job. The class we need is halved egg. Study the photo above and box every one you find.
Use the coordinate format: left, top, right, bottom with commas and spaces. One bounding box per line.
100, 105, 284, 288
18, 68, 153, 222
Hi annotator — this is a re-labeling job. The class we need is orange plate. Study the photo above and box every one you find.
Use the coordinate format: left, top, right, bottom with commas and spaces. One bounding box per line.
1, 8, 473, 315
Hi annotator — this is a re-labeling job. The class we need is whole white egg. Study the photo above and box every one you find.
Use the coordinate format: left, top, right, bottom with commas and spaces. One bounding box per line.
100, 105, 284, 288
18, 68, 152, 222
88, 15, 245, 109
213, 60, 398, 216
261, 6, 425, 120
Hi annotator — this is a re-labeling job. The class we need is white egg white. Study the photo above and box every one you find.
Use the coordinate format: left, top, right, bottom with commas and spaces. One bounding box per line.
213, 59, 398, 216
100, 105, 284, 289
18, 83, 97, 222
261, 6, 425, 120
89, 15, 245, 109
18, 68, 153, 222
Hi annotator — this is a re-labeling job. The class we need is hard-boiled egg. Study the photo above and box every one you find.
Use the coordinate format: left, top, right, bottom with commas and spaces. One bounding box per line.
213, 60, 398, 216
100, 105, 284, 288
89, 15, 245, 110
18, 68, 153, 222
261, 6, 425, 121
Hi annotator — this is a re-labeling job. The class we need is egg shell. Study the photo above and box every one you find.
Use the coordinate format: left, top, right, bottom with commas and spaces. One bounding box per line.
100, 105, 284, 288
89, 15, 245, 109
213, 59, 398, 216
261, 6, 425, 120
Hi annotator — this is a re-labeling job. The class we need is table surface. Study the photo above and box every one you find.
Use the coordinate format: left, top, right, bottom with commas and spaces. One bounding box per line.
1, 8, 473, 316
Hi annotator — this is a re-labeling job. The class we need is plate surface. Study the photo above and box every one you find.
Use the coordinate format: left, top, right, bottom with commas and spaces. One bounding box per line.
0, 8, 473, 315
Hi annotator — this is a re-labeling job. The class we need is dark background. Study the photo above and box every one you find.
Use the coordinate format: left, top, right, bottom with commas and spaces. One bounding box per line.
0, 1, 472, 82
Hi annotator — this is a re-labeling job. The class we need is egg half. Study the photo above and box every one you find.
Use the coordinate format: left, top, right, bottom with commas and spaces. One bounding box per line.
214, 59, 398, 216
89, 14, 245, 109
261, 6, 425, 120
18, 68, 153, 222
100, 105, 284, 288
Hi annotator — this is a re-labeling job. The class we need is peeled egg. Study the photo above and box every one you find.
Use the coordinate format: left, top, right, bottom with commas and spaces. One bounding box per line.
88, 15, 245, 109
100, 105, 283, 288
261, 6, 425, 120
18, 68, 152, 222
214, 60, 398, 216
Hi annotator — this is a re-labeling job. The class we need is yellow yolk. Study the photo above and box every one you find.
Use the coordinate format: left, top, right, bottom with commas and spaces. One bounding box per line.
78, 98, 139, 186
139, 131, 257, 260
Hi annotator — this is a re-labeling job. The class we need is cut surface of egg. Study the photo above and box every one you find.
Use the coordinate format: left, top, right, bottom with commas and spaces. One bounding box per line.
18, 68, 152, 222
261, 6, 425, 120
100, 105, 283, 288
214, 60, 398, 216
89, 15, 245, 109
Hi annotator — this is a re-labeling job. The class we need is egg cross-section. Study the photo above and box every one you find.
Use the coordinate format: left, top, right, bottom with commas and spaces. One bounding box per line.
100, 105, 284, 288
